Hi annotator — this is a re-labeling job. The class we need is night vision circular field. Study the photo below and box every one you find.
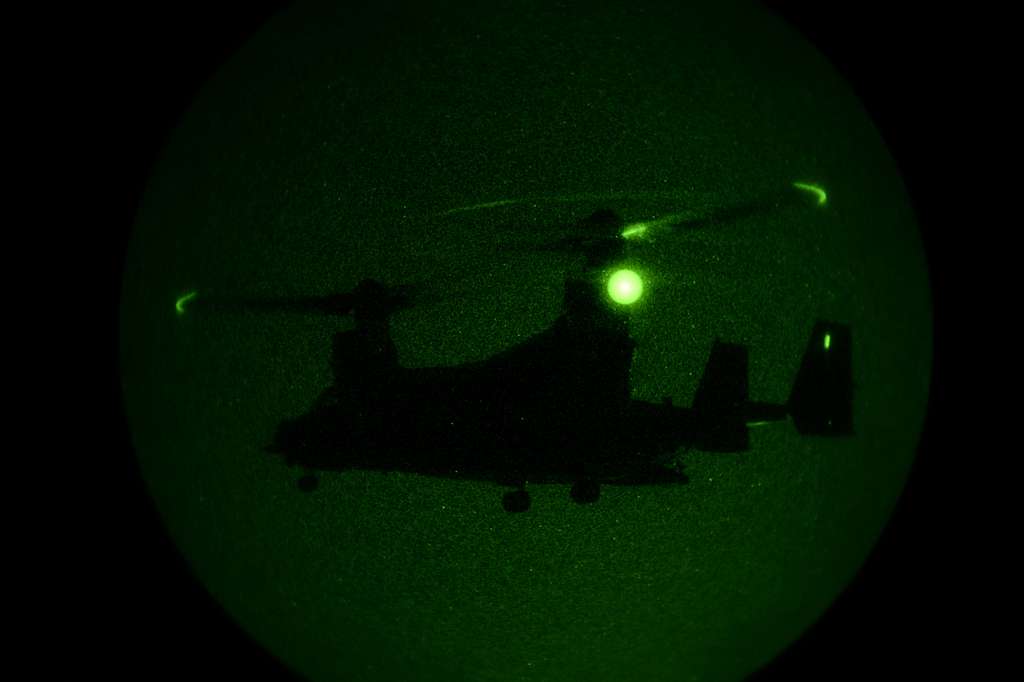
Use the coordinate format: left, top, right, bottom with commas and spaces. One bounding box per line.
119, 1, 932, 680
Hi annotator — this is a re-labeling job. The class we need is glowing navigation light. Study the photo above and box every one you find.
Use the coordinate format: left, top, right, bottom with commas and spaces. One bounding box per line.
607, 269, 644, 305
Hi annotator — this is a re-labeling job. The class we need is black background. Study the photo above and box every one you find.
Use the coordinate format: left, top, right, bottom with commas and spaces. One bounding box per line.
93, 2, 961, 679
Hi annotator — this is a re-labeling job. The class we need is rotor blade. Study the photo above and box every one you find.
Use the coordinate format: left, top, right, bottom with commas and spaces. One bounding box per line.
187, 294, 357, 315
176, 280, 431, 318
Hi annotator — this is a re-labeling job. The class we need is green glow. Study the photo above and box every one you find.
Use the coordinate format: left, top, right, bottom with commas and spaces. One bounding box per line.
175, 291, 198, 315
793, 182, 827, 206
436, 191, 694, 218
619, 213, 691, 240
823, 333, 831, 350
442, 199, 519, 215
607, 269, 644, 305
621, 223, 648, 239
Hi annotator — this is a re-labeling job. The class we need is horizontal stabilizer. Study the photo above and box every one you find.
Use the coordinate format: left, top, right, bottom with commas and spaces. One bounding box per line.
787, 321, 853, 435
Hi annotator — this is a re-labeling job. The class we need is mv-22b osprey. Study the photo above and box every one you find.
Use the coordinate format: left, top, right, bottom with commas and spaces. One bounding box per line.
231, 202, 852, 512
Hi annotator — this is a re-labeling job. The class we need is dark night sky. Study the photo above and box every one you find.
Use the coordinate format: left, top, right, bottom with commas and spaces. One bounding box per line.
93, 2, 966, 680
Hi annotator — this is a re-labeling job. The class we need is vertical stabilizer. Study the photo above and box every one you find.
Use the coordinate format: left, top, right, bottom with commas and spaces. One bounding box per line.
787, 321, 853, 435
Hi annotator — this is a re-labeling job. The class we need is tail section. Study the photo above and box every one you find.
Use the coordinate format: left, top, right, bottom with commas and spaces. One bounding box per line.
692, 341, 750, 451
787, 321, 853, 435
688, 321, 853, 451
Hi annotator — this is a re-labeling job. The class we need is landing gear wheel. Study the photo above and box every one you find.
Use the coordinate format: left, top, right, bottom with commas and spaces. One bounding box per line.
570, 478, 600, 504
502, 489, 531, 512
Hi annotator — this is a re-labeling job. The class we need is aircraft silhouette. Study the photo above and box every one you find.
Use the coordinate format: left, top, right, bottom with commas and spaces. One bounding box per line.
222, 201, 853, 513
